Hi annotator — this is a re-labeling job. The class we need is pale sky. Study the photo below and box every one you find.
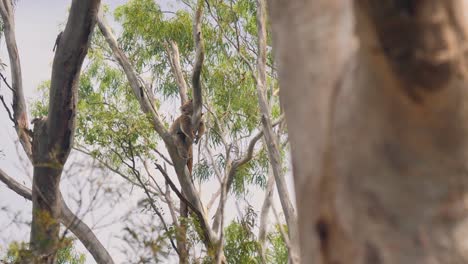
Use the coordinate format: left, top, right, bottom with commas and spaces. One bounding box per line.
0, 1, 296, 263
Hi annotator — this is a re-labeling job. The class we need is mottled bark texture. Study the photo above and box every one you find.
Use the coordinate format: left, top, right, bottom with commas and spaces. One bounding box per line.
268, 0, 468, 263
29, 0, 101, 262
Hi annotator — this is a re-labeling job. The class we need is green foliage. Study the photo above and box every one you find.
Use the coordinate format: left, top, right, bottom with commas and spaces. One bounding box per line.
1, 239, 85, 264
32, 30, 160, 174
1, 241, 31, 263
266, 225, 288, 264
114, 0, 193, 98
193, 159, 213, 183
30, 80, 50, 117
29, 0, 288, 261
114, 0, 264, 137
55, 239, 87, 264
232, 147, 269, 194
224, 207, 261, 264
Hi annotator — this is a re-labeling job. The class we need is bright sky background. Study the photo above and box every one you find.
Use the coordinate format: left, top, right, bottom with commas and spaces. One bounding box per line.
0, 1, 296, 263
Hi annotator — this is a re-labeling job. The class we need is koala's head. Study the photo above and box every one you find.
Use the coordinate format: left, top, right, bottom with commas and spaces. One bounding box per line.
180, 99, 193, 115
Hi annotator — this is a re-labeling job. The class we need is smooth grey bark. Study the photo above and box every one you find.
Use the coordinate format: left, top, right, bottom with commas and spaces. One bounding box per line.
255, 0, 299, 262
267, 0, 352, 262
166, 41, 189, 105
268, 0, 468, 263
258, 169, 275, 263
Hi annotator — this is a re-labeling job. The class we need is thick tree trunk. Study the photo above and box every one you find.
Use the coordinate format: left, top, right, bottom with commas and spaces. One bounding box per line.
268, 0, 468, 263
0, 0, 119, 262
29, 119, 62, 263
28, 0, 101, 262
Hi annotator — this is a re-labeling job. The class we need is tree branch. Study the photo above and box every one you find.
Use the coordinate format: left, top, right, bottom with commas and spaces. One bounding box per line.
211, 116, 283, 232
165, 40, 189, 104
98, 6, 219, 253
227, 115, 283, 197
97, 11, 168, 139
47, 0, 101, 163
0, 94, 14, 123
0, 168, 114, 264
266, 0, 352, 262
191, 0, 204, 129
0, 0, 32, 159
154, 163, 204, 221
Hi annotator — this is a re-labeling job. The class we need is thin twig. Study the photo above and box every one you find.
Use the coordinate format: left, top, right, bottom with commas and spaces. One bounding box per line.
0, 94, 14, 123
154, 163, 201, 216
0, 71, 14, 92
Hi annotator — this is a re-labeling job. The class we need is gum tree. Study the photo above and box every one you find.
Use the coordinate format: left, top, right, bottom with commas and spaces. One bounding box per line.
0, 0, 109, 263
268, 0, 468, 263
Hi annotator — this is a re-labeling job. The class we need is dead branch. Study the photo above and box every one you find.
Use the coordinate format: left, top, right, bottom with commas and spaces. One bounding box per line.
0, 0, 31, 159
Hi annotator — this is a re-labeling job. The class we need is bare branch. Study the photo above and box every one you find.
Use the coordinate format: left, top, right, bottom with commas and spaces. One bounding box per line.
0, 168, 31, 200
227, 115, 283, 195
191, 0, 205, 129
0, 168, 114, 264
47, 0, 101, 163
73, 146, 140, 186
154, 148, 173, 166
0, 71, 14, 92
0, 0, 31, 159
154, 163, 201, 218
97, 12, 168, 139
165, 40, 189, 104
0, 94, 14, 123
206, 187, 221, 211
126, 140, 180, 256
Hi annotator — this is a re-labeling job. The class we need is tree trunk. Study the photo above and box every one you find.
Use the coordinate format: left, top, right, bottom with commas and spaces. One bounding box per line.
178, 198, 189, 264
28, 0, 101, 262
268, 0, 468, 263
256, 0, 300, 262
258, 170, 275, 263
29, 119, 62, 263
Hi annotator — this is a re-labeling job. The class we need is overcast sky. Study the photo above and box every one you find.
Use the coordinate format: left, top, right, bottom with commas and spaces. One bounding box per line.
0, 1, 295, 263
